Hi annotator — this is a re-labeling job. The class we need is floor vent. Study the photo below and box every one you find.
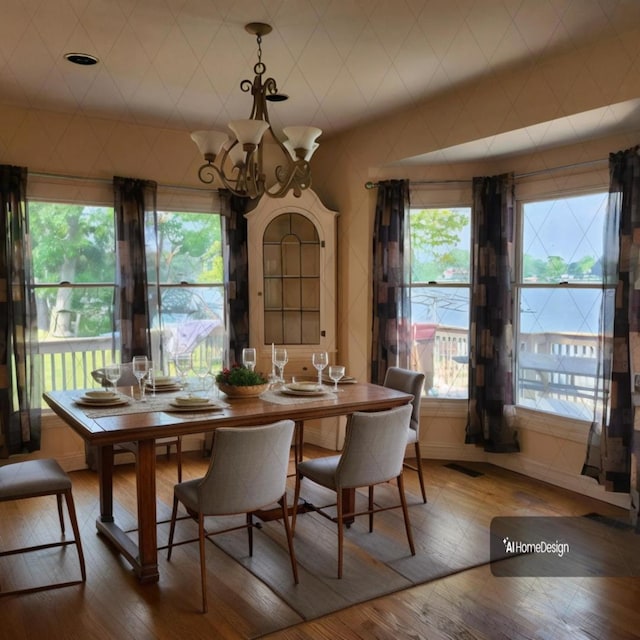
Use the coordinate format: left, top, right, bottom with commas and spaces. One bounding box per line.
444, 463, 484, 478
582, 512, 634, 531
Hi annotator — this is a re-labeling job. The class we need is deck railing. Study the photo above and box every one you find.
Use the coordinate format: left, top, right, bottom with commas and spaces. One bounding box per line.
411, 324, 600, 415
40, 326, 601, 418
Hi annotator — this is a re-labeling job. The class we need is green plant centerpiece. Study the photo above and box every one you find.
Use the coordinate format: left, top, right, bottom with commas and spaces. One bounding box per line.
215, 364, 269, 398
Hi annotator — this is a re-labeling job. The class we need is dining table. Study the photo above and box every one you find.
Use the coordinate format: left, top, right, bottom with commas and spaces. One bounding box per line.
43, 381, 414, 583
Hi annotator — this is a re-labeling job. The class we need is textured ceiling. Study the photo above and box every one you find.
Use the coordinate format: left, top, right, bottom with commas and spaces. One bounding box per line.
2, 0, 640, 163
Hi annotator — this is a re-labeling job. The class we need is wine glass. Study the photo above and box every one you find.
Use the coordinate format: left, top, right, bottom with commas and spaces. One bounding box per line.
328, 365, 345, 392
312, 351, 329, 386
174, 353, 192, 389
132, 355, 150, 402
242, 347, 256, 371
272, 347, 288, 384
104, 363, 121, 392
192, 342, 212, 392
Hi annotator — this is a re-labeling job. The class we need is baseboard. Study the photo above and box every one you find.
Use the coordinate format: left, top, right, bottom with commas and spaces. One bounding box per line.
420, 441, 630, 509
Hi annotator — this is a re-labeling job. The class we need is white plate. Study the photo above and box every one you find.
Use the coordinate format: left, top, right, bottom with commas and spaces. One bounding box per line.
280, 387, 329, 397
285, 382, 323, 393
84, 390, 119, 399
146, 383, 181, 392
173, 395, 209, 405
75, 396, 129, 407
321, 375, 357, 384
166, 402, 222, 412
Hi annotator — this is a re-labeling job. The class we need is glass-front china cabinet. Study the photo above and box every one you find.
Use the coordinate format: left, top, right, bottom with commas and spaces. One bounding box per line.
246, 188, 338, 379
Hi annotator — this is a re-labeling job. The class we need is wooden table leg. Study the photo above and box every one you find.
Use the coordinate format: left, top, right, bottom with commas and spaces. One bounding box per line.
294, 420, 304, 466
95, 440, 160, 583
135, 439, 159, 583
97, 445, 114, 523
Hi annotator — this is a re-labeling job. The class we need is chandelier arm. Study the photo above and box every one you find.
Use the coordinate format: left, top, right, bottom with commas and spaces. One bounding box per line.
191, 22, 320, 199
197, 162, 218, 185
266, 160, 311, 198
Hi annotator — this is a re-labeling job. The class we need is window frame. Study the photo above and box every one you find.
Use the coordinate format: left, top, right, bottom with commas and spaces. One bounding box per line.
26, 177, 226, 395
513, 190, 608, 421
408, 203, 472, 399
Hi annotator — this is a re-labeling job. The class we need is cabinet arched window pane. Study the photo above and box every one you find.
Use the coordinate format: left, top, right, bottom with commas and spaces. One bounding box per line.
264, 213, 320, 344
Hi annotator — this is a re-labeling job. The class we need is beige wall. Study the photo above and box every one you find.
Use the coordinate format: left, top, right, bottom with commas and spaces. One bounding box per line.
2, 24, 639, 507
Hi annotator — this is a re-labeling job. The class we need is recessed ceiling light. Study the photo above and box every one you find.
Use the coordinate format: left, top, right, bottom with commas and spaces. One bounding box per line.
64, 53, 99, 66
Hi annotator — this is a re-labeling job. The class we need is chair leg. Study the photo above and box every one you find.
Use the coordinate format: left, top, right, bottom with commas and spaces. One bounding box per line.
247, 512, 254, 556
397, 473, 415, 556
198, 513, 208, 613
336, 490, 344, 579
167, 495, 179, 560
56, 493, 66, 534
63, 489, 86, 582
279, 492, 299, 584
414, 441, 427, 503
368, 485, 374, 532
291, 472, 302, 535
176, 437, 183, 483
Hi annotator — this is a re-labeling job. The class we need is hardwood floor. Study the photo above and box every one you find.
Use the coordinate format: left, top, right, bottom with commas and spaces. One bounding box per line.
1, 448, 638, 640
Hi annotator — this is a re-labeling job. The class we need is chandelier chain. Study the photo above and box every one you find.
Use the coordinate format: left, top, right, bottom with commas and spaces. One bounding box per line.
190, 22, 321, 199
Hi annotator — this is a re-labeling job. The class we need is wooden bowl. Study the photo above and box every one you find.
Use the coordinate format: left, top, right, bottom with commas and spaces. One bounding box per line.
217, 382, 269, 398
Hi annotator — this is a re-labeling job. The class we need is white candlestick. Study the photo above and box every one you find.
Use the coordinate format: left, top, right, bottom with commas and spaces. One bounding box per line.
271, 343, 275, 377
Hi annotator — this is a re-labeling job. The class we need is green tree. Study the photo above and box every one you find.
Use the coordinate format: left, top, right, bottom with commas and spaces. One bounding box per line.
410, 208, 469, 281
151, 212, 222, 283
545, 255, 567, 281
30, 203, 115, 335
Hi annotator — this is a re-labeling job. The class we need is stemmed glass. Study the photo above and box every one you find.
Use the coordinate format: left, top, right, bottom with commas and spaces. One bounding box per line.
104, 363, 121, 392
328, 365, 345, 392
132, 356, 150, 402
192, 342, 212, 392
312, 351, 329, 386
242, 347, 256, 371
174, 353, 192, 389
272, 347, 288, 385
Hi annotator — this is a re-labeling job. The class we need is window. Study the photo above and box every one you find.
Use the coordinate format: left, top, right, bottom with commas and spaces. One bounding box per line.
30, 200, 224, 394
409, 207, 471, 398
30, 202, 117, 392
515, 192, 607, 420
145, 210, 224, 372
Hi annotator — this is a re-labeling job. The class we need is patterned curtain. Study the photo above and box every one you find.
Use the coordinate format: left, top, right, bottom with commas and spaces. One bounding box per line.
371, 179, 411, 384
113, 177, 158, 363
583, 146, 639, 530
465, 173, 519, 453
0, 165, 41, 455
221, 190, 250, 367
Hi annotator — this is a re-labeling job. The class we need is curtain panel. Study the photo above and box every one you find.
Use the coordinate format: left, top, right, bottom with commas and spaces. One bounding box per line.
465, 173, 519, 453
0, 165, 41, 455
221, 190, 250, 367
371, 179, 412, 385
583, 146, 639, 530
113, 177, 158, 363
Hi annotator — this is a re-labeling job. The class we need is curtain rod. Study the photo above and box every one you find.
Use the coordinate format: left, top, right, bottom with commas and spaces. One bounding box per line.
29, 171, 218, 195
364, 157, 609, 189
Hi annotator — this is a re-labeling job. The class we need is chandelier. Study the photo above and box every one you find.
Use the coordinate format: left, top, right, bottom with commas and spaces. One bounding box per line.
190, 23, 322, 199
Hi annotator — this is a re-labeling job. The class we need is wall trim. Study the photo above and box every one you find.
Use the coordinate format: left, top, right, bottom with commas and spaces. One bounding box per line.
421, 441, 630, 509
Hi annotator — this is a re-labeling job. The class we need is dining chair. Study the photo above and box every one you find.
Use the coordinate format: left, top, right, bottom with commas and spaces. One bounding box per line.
0, 458, 86, 596
383, 366, 427, 502
166, 420, 298, 613
292, 404, 416, 578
